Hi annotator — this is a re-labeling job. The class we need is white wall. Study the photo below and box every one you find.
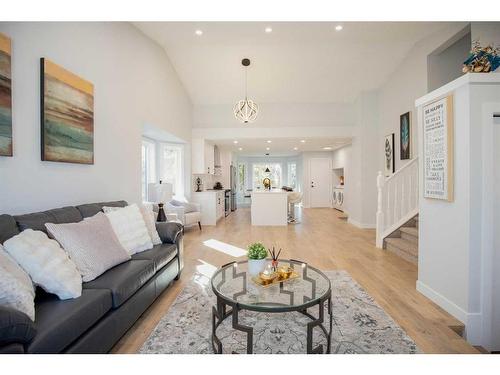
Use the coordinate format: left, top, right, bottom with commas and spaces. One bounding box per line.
0, 22, 192, 214
415, 75, 500, 349
378, 23, 469, 173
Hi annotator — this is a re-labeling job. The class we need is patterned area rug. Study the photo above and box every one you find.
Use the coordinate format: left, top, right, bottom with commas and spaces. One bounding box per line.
140, 270, 421, 354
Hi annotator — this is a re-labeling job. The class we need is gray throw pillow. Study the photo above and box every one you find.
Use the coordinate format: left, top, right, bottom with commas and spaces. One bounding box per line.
46, 213, 130, 282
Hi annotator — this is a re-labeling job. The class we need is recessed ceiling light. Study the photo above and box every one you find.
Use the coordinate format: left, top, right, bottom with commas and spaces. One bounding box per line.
266, 147, 270, 151
293, 147, 298, 151
233, 140, 238, 144
323, 146, 333, 150
265, 27, 273, 33
300, 140, 306, 143
266, 140, 272, 143
238, 147, 243, 151
195, 29, 203, 36
335, 25, 343, 31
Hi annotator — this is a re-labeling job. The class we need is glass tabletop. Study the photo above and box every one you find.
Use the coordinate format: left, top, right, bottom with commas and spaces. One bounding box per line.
211, 259, 331, 312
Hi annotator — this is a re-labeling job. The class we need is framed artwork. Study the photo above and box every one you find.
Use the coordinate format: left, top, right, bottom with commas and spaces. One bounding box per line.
384, 133, 395, 177
0, 33, 12, 157
41, 58, 94, 164
423, 95, 454, 201
400, 111, 411, 160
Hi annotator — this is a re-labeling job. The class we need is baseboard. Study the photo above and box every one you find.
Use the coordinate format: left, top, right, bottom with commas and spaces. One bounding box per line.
347, 218, 375, 229
416, 280, 483, 345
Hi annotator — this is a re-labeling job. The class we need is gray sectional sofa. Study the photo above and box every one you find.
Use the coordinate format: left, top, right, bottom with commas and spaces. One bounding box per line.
0, 201, 184, 354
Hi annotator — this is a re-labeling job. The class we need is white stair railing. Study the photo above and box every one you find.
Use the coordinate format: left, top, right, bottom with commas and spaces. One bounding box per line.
376, 157, 419, 248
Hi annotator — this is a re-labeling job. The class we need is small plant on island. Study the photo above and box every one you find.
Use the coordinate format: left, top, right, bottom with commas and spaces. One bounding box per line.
247, 242, 267, 260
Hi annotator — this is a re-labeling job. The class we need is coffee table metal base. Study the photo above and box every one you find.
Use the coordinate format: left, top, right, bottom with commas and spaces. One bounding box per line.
211, 294, 332, 354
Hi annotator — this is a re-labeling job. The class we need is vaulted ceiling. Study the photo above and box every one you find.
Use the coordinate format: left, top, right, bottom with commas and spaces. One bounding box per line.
134, 22, 455, 106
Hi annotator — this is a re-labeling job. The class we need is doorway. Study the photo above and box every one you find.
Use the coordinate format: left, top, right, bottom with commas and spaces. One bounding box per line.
309, 158, 331, 207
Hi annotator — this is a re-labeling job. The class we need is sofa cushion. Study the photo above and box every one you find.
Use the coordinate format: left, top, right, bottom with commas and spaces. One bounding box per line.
83, 260, 155, 308
76, 201, 128, 218
0, 305, 37, 346
0, 215, 19, 244
155, 222, 183, 245
14, 207, 82, 233
132, 243, 177, 272
27, 289, 112, 353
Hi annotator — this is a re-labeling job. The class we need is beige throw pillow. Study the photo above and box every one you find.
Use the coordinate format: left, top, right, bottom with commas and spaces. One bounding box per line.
0, 245, 36, 321
46, 213, 130, 282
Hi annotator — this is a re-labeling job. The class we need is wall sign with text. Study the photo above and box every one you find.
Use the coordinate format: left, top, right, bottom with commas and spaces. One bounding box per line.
423, 95, 454, 201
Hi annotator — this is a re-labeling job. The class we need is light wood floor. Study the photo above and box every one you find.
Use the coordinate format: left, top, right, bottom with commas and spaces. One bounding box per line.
112, 207, 478, 354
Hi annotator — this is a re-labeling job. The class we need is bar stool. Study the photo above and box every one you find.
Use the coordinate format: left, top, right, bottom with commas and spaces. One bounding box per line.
287, 191, 303, 224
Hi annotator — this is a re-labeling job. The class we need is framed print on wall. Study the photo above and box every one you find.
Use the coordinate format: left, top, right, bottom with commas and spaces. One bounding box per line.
423, 95, 454, 201
400, 111, 411, 160
384, 133, 395, 177
0, 32, 12, 157
41, 58, 94, 164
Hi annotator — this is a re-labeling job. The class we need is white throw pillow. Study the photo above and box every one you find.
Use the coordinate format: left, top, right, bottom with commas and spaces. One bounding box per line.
3, 229, 82, 300
45, 213, 130, 282
103, 204, 154, 254
103, 204, 161, 246
0, 245, 36, 321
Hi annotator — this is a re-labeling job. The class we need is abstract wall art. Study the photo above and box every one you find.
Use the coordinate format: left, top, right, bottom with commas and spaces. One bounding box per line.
0, 33, 12, 157
41, 58, 94, 164
400, 111, 411, 160
384, 133, 395, 177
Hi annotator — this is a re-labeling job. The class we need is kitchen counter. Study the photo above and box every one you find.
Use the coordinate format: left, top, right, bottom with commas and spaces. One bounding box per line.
251, 189, 288, 226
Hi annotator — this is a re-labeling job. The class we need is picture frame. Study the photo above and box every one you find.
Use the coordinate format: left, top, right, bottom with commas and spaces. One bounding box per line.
41, 58, 94, 164
422, 94, 454, 201
384, 133, 395, 177
0, 32, 12, 157
400, 111, 411, 160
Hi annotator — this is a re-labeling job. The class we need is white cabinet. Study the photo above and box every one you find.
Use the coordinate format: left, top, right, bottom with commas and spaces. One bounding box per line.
191, 191, 225, 225
192, 138, 215, 175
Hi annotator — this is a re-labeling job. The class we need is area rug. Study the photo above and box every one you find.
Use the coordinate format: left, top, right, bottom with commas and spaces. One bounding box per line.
139, 270, 421, 354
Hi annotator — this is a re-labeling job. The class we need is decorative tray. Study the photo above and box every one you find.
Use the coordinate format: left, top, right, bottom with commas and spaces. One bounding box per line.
251, 271, 300, 288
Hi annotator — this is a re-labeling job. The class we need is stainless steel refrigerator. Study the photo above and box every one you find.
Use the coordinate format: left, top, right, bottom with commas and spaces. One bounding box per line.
230, 165, 237, 211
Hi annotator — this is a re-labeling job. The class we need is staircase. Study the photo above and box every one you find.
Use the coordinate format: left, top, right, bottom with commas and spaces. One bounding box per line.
376, 157, 419, 264
384, 215, 418, 265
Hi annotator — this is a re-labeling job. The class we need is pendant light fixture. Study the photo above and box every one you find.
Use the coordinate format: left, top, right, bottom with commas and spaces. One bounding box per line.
233, 58, 258, 124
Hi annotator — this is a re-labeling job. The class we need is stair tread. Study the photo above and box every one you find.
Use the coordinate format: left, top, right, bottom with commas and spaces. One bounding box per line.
385, 237, 418, 252
400, 226, 418, 237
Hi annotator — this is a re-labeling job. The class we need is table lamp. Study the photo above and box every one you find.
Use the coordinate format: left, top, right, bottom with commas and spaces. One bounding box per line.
148, 181, 173, 222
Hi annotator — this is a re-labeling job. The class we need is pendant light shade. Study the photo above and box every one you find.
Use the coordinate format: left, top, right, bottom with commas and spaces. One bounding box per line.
265, 167, 270, 173
234, 58, 259, 124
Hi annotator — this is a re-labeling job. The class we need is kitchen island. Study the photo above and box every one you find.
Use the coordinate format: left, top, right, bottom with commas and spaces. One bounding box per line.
251, 189, 288, 226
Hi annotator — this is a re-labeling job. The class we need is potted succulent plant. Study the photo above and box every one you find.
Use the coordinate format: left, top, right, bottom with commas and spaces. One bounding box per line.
247, 242, 268, 276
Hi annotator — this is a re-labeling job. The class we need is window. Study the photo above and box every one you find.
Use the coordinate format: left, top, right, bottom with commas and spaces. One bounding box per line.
141, 139, 156, 202
158, 143, 184, 200
237, 163, 246, 193
252, 163, 282, 190
287, 162, 297, 188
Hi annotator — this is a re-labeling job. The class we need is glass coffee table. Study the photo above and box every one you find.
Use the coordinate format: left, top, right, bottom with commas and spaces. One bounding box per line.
210, 259, 332, 354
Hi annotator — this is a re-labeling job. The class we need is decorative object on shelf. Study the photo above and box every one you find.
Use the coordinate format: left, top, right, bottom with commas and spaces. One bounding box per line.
195, 177, 203, 192
0, 33, 12, 157
462, 40, 500, 73
263, 177, 271, 190
423, 95, 454, 202
268, 246, 281, 271
247, 242, 267, 276
384, 133, 395, 177
233, 58, 258, 124
40, 58, 94, 164
213, 181, 223, 190
148, 181, 174, 222
400, 111, 411, 160
339, 175, 344, 185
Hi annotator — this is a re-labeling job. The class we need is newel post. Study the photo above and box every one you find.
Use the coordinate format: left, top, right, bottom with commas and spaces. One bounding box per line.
376, 171, 385, 248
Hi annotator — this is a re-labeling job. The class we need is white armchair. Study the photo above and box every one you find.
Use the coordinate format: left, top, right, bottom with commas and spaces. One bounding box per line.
165, 201, 202, 231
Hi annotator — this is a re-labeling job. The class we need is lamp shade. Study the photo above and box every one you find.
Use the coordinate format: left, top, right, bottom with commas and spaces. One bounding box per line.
148, 182, 173, 203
